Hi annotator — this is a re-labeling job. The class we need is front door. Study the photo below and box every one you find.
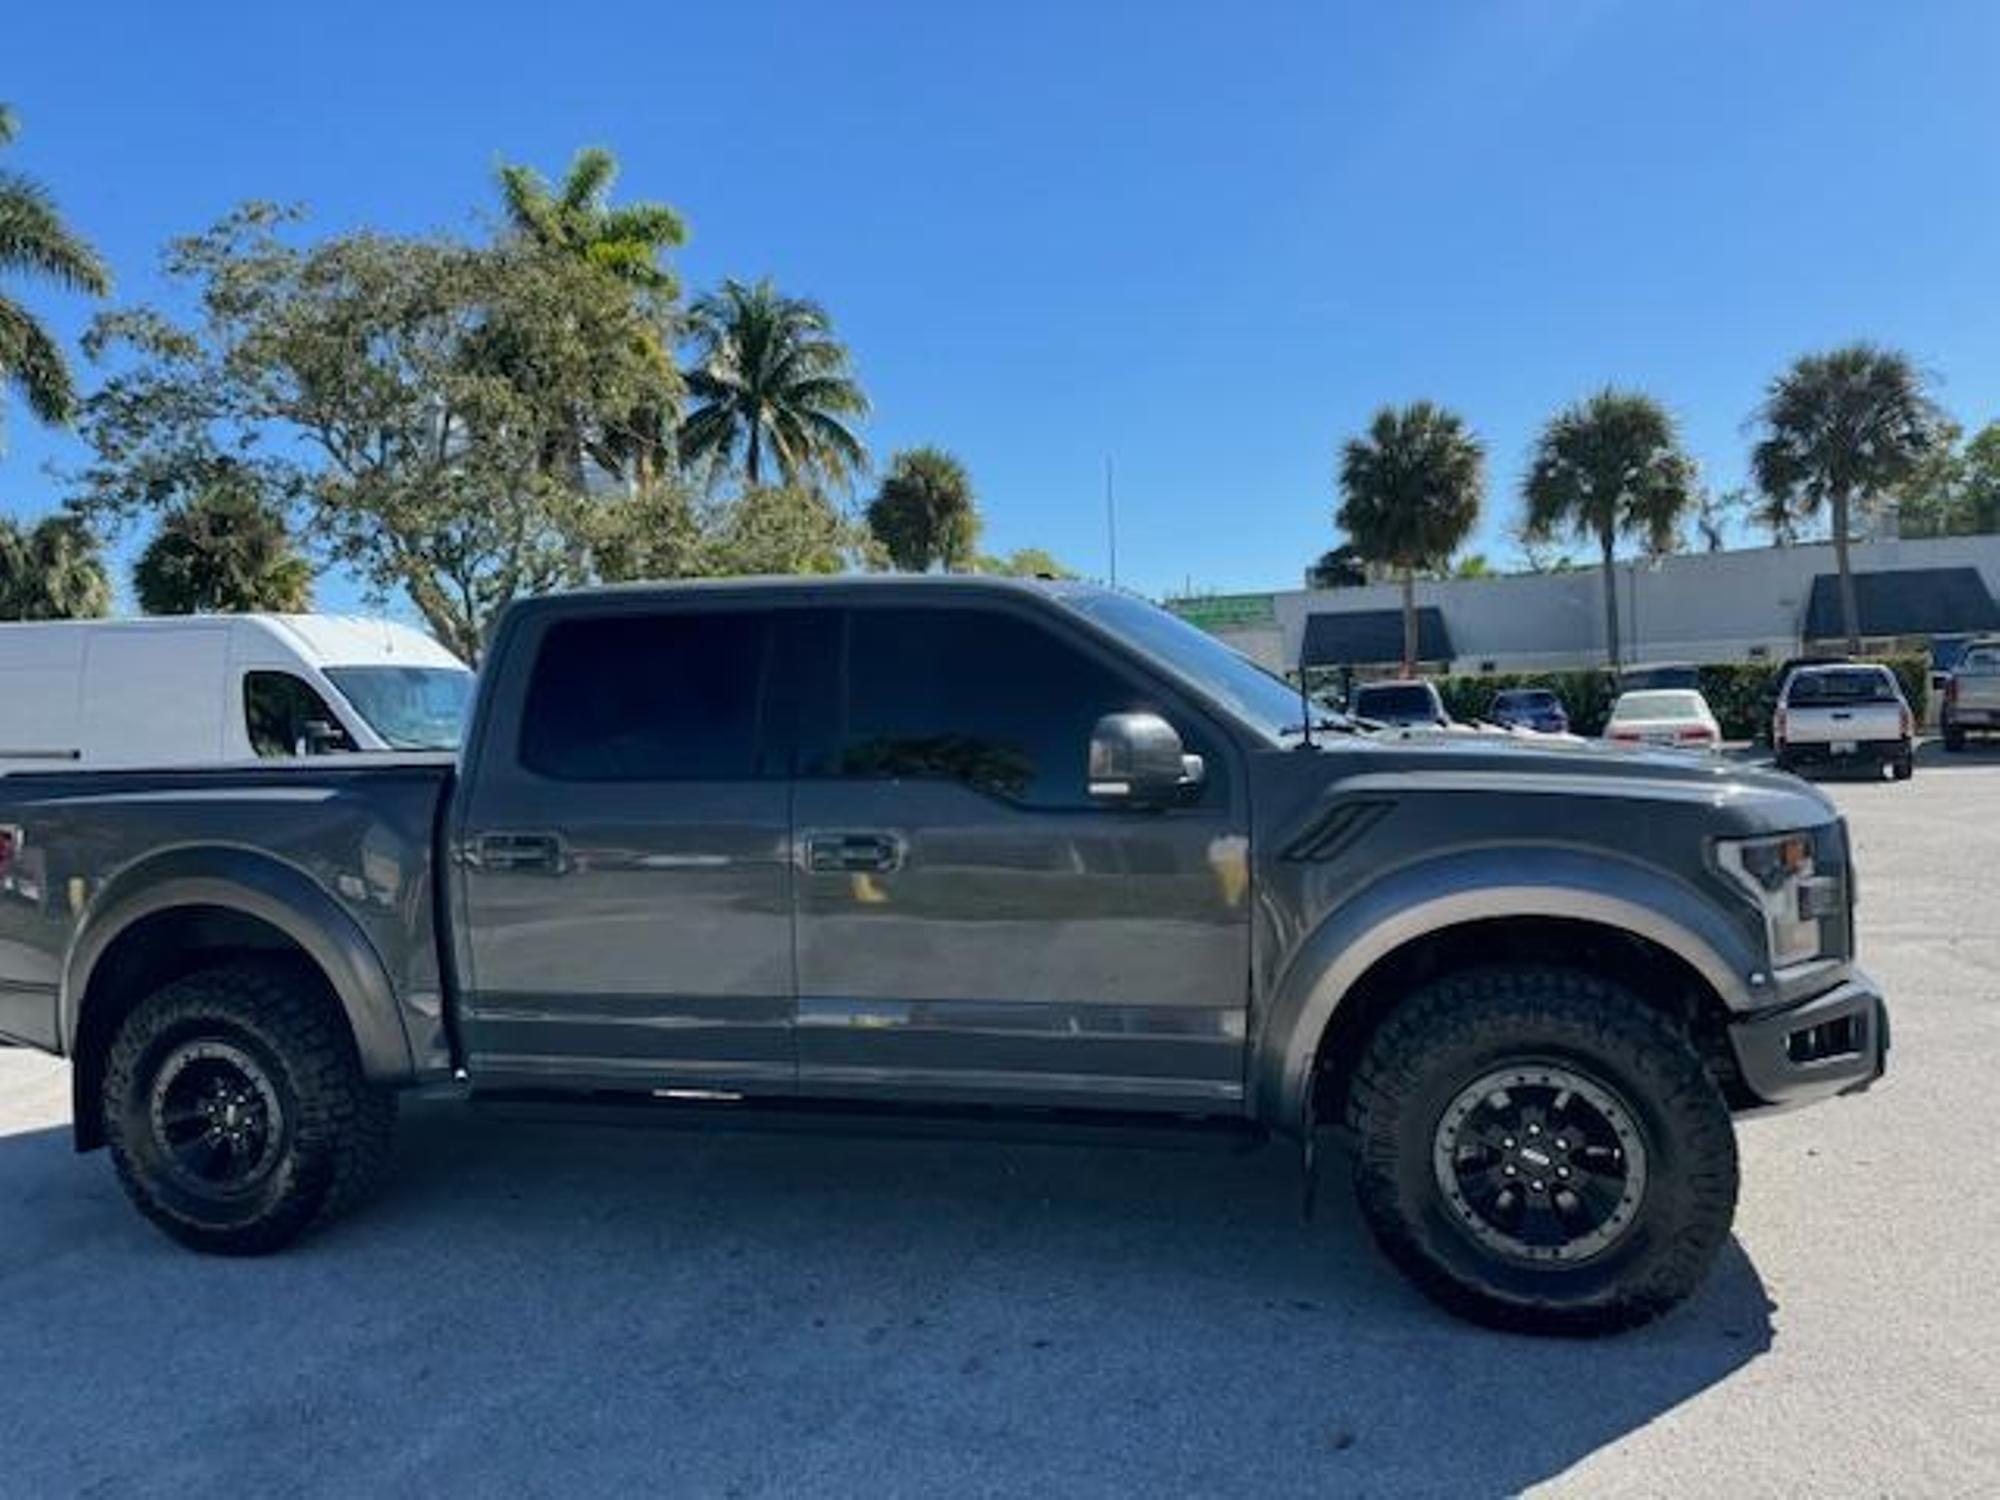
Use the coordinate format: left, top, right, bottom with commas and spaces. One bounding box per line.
455, 604, 794, 1093
790, 598, 1252, 1113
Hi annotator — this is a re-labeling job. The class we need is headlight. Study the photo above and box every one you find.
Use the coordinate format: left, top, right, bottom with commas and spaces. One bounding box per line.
1715, 831, 1842, 968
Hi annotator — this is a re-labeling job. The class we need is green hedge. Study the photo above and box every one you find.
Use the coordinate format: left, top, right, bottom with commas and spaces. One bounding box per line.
1426, 655, 1929, 740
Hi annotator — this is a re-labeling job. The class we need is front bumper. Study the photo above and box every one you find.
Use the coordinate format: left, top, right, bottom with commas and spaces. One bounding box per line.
1727, 971, 1888, 1109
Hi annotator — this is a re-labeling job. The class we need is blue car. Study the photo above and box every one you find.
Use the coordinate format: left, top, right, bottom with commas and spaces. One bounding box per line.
1489, 687, 1570, 735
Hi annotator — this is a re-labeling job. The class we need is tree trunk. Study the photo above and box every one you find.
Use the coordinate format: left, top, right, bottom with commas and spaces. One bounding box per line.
1832, 485, 1861, 653
746, 421, 762, 486
1599, 531, 1621, 669
1401, 567, 1418, 676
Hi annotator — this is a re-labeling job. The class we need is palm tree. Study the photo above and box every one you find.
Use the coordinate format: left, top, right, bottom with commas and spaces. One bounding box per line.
1751, 345, 1944, 652
133, 481, 314, 614
1522, 390, 1696, 669
1336, 402, 1484, 674
1, 102, 112, 443
0, 509, 111, 619
679, 278, 869, 489
1306, 544, 1368, 589
496, 147, 685, 486
865, 447, 980, 571
496, 147, 685, 295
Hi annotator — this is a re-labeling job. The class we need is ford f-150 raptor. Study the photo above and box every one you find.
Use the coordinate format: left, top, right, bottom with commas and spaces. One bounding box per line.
0, 578, 1887, 1333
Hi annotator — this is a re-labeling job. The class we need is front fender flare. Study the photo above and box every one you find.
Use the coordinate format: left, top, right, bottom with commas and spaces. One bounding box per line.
63, 846, 417, 1083
1253, 846, 1761, 1131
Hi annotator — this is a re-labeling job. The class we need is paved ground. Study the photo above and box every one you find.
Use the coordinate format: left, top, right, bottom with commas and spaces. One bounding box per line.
3, 746, 1998, 1497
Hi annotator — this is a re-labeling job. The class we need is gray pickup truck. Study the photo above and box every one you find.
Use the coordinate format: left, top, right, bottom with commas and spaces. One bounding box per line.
0, 578, 1887, 1334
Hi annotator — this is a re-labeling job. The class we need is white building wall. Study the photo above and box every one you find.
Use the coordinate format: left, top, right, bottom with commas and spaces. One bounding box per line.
1213, 534, 2000, 674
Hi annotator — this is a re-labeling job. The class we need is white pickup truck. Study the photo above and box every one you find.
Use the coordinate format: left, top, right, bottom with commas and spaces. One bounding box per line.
1774, 663, 1914, 780
1942, 638, 2000, 752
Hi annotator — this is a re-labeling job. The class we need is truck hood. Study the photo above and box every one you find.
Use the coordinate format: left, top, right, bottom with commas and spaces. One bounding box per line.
1281, 731, 1835, 833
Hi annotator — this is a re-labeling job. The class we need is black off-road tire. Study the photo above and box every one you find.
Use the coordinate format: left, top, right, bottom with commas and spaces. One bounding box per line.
102, 961, 396, 1254
1893, 747, 1915, 781
1346, 966, 1738, 1336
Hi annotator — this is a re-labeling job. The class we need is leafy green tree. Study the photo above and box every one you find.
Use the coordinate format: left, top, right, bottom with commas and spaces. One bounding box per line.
1306, 544, 1368, 589
1752, 345, 1945, 652
1, 102, 111, 442
133, 478, 313, 613
75, 205, 679, 662
0, 508, 111, 618
680, 278, 869, 488
590, 478, 868, 582
1963, 422, 2000, 535
1452, 552, 1493, 579
1336, 402, 1484, 674
495, 147, 684, 485
1522, 390, 1696, 668
865, 447, 979, 570
977, 547, 1075, 579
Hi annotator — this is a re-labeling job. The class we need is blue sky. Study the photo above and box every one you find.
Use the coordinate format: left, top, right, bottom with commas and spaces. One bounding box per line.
6, 0, 1999, 613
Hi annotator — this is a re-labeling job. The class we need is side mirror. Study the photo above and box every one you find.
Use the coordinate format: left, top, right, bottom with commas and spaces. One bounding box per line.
1089, 712, 1204, 807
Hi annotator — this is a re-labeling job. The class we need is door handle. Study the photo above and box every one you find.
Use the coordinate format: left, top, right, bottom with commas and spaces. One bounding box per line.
805, 833, 906, 874
472, 832, 564, 873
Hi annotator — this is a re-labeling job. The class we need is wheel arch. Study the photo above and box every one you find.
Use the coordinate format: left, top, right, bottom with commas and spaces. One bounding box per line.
63, 848, 415, 1150
1255, 848, 1759, 1133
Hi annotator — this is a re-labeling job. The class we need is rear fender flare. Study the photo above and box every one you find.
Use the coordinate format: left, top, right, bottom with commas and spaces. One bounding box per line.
63, 846, 416, 1083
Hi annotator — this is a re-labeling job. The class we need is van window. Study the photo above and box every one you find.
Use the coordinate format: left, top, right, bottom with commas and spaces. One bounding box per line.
245, 672, 357, 758
519, 612, 771, 781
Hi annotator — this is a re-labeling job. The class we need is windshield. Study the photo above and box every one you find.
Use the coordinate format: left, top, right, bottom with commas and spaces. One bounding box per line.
1612, 691, 1703, 722
1788, 668, 1898, 704
325, 666, 476, 750
1062, 591, 1305, 741
1353, 683, 1442, 722
1495, 691, 1556, 710
1958, 647, 2000, 677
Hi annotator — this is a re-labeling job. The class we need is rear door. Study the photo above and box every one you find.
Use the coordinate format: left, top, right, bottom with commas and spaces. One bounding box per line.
453, 600, 794, 1093
788, 596, 1252, 1113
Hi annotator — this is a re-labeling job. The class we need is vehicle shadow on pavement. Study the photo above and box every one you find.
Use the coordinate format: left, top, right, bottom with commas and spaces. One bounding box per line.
0, 1102, 1775, 1498
1913, 739, 2000, 771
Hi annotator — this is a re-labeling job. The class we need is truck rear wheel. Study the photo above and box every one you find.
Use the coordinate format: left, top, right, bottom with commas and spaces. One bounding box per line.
102, 961, 396, 1255
1346, 966, 1738, 1335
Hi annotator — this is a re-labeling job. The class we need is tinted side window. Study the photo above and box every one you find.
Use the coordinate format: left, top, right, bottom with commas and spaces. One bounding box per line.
245, 671, 355, 758
835, 606, 1190, 809
520, 612, 770, 781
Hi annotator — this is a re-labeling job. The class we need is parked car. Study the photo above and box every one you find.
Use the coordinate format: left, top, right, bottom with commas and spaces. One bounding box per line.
0, 577, 1887, 1336
0, 616, 473, 772
1942, 637, 2000, 752
1758, 654, 1850, 743
1603, 688, 1723, 750
1349, 678, 1449, 727
1488, 687, 1570, 735
1775, 664, 1914, 780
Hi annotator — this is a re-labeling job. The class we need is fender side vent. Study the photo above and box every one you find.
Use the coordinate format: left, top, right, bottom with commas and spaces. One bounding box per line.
1284, 800, 1391, 862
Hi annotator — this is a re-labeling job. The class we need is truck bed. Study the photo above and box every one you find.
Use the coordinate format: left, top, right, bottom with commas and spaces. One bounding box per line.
0, 755, 456, 1069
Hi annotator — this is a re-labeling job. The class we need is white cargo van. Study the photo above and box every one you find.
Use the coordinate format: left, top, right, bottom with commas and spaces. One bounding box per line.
0, 615, 473, 772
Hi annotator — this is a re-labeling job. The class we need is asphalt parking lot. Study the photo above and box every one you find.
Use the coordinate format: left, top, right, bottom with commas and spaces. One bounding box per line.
2, 746, 1998, 1498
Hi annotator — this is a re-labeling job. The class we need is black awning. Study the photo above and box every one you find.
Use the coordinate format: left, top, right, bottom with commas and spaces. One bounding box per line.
1803, 567, 2000, 640
1301, 607, 1453, 667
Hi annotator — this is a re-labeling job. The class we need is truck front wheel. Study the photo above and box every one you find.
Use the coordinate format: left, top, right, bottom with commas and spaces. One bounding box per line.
101, 961, 396, 1254
1346, 966, 1738, 1335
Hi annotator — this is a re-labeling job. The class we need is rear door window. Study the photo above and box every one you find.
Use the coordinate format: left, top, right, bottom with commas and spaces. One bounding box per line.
518, 611, 772, 781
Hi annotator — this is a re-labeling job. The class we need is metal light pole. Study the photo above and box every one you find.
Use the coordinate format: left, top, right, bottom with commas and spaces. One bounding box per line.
1105, 455, 1118, 589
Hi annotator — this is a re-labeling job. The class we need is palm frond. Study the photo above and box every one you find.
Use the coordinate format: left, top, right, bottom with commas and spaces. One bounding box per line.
0, 291, 79, 426
0, 172, 111, 294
